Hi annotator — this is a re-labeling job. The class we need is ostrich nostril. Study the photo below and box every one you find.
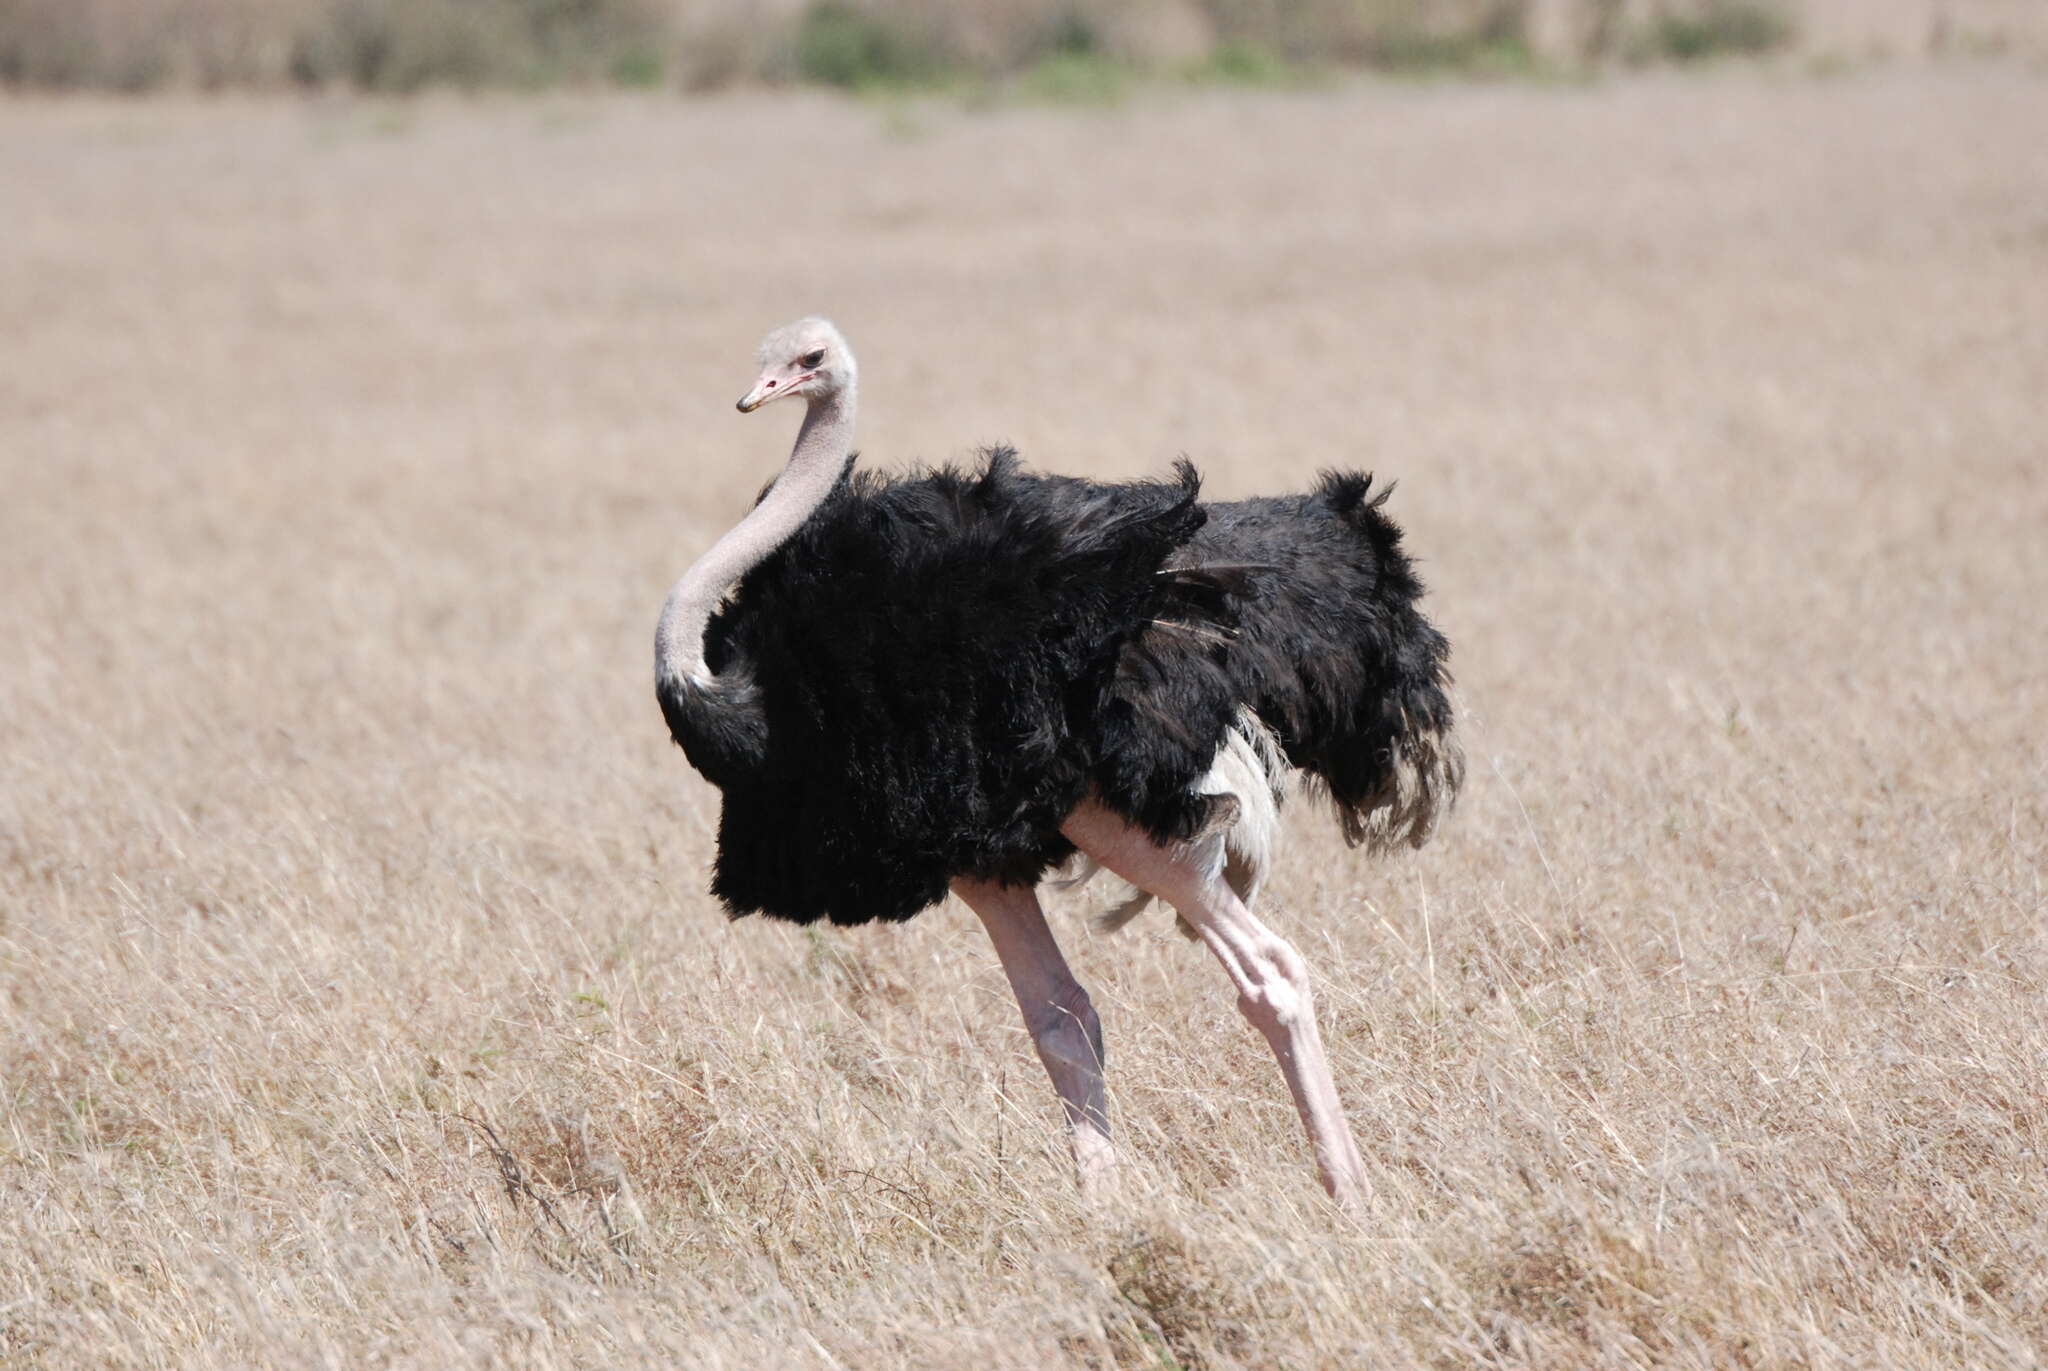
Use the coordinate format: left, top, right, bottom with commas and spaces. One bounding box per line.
766, 380, 776, 388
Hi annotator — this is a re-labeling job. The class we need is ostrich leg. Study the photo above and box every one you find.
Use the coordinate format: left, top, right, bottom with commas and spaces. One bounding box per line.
953, 877, 1115, 1196
1061, 800, 1369, 1212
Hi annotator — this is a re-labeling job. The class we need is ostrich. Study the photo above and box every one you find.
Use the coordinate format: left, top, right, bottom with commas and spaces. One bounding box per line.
655, 318, 1460, 1210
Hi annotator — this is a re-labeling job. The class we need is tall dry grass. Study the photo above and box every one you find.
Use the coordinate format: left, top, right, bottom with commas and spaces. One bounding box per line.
2, 67, 2045, 1368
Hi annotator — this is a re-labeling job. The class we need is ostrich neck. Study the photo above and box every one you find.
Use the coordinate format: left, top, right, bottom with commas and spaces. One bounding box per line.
657, 389, 854, 687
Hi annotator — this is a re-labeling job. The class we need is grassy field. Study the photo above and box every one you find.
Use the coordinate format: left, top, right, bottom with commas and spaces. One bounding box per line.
2, 65, 2045, 1369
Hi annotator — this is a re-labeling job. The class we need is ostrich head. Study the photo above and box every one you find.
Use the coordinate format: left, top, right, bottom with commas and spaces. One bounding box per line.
736, 317, 856, 413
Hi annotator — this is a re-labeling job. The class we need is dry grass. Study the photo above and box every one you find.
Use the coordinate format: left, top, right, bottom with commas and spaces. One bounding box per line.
2, 67, 2045, 1369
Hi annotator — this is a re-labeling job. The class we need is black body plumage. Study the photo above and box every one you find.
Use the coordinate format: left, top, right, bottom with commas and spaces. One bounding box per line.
658, 448, 1458, 926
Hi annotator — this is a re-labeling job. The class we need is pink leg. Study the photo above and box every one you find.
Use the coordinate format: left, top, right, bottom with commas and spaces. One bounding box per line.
953, 877, 1115, 1197
1061, 800, 1370, 1212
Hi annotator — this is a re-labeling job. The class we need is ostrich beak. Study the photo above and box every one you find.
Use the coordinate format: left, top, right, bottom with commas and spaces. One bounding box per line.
736, 374, 798, 413
736, 367, 825, 413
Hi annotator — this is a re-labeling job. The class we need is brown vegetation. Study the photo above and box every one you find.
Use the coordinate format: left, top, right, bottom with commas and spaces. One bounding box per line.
2, 66, 2045, 1368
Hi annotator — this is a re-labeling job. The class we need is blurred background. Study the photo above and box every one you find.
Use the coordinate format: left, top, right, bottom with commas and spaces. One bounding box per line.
2, 0, 2044, 93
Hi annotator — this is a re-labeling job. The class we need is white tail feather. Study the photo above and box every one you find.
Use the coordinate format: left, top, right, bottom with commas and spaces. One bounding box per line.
1067, 709, 1290, 937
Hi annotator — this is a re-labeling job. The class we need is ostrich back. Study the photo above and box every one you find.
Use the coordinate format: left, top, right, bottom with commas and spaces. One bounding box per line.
669, 449, 1457, 926
1173, 473, 1462, 855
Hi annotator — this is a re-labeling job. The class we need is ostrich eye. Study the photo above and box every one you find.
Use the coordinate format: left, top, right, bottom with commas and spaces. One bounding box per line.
798, 350, 826, 369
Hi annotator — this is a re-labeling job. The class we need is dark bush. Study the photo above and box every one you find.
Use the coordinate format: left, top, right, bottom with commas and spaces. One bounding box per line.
793, 3, 939, 90
1646, 1, 1794, 62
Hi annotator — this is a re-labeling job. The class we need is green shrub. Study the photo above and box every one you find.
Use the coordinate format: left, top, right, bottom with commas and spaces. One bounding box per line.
609, 45, 664, 87
1193, 40, 1295, 86
1043, 12, 1099, 59
1376, 29, 1537, 76
1014, 49, 1128, 104
1645, 2, 1793, 63
282, 0, 670, 91
794, 4, 939, 90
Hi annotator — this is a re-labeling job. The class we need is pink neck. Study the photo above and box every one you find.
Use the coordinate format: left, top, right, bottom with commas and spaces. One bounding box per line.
656, 389, 854, 688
